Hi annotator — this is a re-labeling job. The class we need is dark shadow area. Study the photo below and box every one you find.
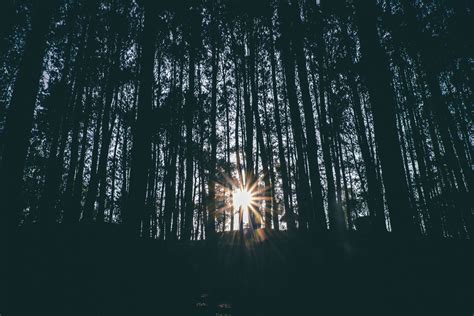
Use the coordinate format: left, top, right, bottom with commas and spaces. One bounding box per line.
6, 224, 472, 315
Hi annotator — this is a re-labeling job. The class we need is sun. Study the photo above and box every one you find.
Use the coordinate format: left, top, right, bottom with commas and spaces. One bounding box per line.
218, 170, 271, 230
233, 188, 253, 210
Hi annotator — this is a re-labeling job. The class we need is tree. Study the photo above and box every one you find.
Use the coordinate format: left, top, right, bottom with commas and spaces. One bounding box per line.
125, 2, 157, 237
278, 0, 312, 231
354, 0, 415, 235
1, 0, 58, 228
2, 0, 471, 240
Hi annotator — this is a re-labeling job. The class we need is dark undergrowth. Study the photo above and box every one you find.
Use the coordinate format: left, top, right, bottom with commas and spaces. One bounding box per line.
4, 223, 472, 315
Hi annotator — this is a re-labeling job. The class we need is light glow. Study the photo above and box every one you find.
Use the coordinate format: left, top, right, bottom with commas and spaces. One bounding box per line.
233, 188, 253, 210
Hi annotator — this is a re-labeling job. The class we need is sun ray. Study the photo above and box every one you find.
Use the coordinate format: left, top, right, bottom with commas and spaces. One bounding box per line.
209, 167, 273, 233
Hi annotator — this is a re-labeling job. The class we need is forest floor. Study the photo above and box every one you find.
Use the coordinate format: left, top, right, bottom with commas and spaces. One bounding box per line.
5, 223, 472, 315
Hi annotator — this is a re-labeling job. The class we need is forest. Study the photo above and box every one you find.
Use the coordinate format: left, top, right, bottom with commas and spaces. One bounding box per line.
1, 0, 472, 314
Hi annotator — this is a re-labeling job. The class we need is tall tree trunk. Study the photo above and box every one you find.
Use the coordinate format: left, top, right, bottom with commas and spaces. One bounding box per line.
248, 23, 271, 230
242, 25, 255, 230
400, 67, 442, 236
183, 8, 200, 240
268, 25, 291, 231
309, 6, 344, 234
424, 68, 472, 237
63, 14, 96, 220
38, 83, 67, 224
96, 36, 120, 223
38, 14, 76, 224
348, 70, 386, 232
261, 57, 278, 230
207, 15, 219, 237
125, 4, 156, 237
340, 138, 352, 229
163, 130, 178, 240
291, 0, 327, 233
233, 47, 244, 232
1, 0, 57, 228
278, 0, 312, 232
143, 141, 157, 238
354, 0, 415, 235
222, 56, 233, 231
82, 98, 104, 222
65, 87, 93, 223
339, 10, 386, 231
120, 120, 129, 221
109, 118, 121, 222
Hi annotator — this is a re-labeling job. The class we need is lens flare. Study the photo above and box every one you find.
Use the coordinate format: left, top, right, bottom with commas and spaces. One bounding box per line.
233, 188, 253, 210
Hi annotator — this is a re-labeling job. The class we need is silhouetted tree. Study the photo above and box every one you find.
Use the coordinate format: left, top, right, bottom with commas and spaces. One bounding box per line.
1, 0, 471, 240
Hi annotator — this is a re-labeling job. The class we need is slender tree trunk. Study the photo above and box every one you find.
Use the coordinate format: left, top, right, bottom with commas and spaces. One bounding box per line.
234, 48, 243, 184
354, 0, 415, 235
66, 87, 93, 222
38, 83, 67, 224
400, 67, 442, 236
242, 26, 255, 231
174, 132, 185, 239
248, 23, 271, 230
183, 8, 200, 240
109, 118, 121, 222
125, 4, 156, 237
340, 139, 352, 229
260, 58, 278, 231
278, 0, 312, 231
1, 0, 57, 228
82, 96, 104, 222
164, 107, 179, 240
37, 14, 76, 223
96, 36, 120, 222
308, 9, 344, 234
207, 16, 219, 236
424, 68, 472, 237
291, 0, 326, 233
269, 26, 291, 231
222, 56, 233, 231
62, 14, 96, 220
348, 70, 386, 232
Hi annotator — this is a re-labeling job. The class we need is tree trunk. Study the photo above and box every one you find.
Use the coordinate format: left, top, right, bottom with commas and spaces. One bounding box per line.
354, 0, 415, 235
291, 0, 327, 233
65, 87, 93, 222
96, 35, 120, 223
38, 83, 67, 224
268, 25, 291, 231
278, 0, 312, 232
183, 8, 200, 240
125, 4, 156, 237
82, 96, 104, 222
207, 15, 219, 237
1, 0, 57, 228
348, 70, 386, 232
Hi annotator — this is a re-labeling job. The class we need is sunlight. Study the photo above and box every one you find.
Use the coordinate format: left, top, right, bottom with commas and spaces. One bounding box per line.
233, 188, 253, 210
218, 169, 272, 230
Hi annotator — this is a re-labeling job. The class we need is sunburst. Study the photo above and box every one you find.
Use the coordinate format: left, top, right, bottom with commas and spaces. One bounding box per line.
213, 170, 271, 231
